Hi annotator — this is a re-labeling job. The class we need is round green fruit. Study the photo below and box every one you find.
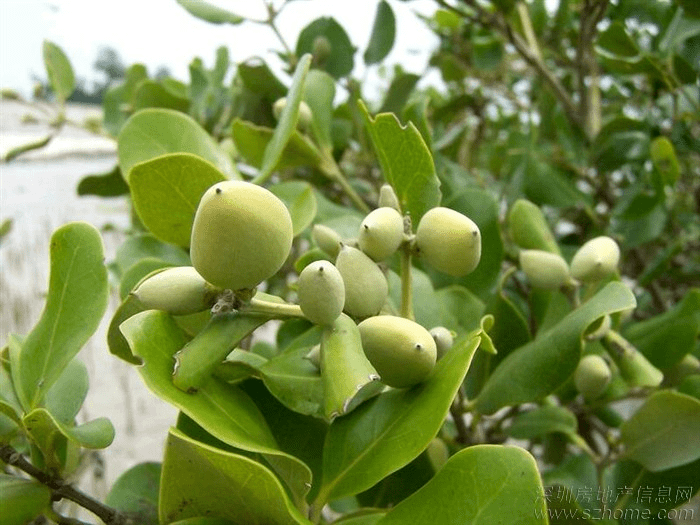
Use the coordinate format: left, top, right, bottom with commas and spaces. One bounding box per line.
415, 207, 481, 277
378, 183, 401, 211
272, 97, 313, 130
131, 266, 219, 315
335, 245, 388, 319
519, 249, 570, 289
358, 315, 437, 388
297, 260, 345, 326
574, 354, 612, 400
190, 181, 293, 291
429, 326, 454, 359
358, 207, 404, 261
570, 236, 620, 283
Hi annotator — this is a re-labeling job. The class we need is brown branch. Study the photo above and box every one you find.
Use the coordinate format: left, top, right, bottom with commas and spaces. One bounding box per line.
0, 445, 128, 525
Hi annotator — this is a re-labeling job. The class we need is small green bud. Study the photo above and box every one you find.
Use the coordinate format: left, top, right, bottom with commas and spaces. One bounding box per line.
312, 35, 332, 65
358, 315, 437, 388
358, 207, 404, 261
298, 260, 345, 326
378, 183, 401, 211
429, 326, 454, 359
519, 249, 570, 289
570, 236, 620, 283
335, 245, 388, 319
272, 97, 313, 130
574, 354, 612, 400
131, 266, 218, 315
312, 224, 342, 258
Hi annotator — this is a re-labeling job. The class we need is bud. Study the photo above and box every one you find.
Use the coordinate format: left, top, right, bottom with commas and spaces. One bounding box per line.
429, 326, 454, 359
570, 236, 620, 283
312, 224, 342, 259
297, 260, 345, 326
358, 207, 404, 261
519, 250, 570, 289
131, 266, 219, 315
378, 184, 401, 211
574, 354, 612, 400
335, 245, 388, 318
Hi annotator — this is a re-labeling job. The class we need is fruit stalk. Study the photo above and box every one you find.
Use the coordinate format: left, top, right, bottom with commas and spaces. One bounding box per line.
242, 296, 306, 319
400, 244, 414, 320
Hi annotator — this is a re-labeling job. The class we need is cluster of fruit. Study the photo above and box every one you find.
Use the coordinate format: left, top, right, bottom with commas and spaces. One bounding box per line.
132, 180, 482, 389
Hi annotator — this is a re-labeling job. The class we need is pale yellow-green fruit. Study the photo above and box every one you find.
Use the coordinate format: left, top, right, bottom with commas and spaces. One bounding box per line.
358, 207, 405, 262
574, 354, 612, 400
570, 236, 620, 283
426, 437, 449, 472
429, 326, 454, 360
358, 315, 437, 388
519, 249, 570, 289
190, 181, 293, 291
335, 246, 388, 319
312, 224, 342, 259
415, 207, 481, 277
272, 97, 313, 130
378, 183, 401, 211
297, 260, 345, 326
131, 266, 219, 315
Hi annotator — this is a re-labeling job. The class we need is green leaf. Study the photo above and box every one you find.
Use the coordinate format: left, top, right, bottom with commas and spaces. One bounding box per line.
377, 445, 547, 525
660, 7, 700, 53
42, 40, 75, 103
505, 405, 578, 440
113, 233, 190, 276
2, 135, 53, 162
302, 70, 335, 153
16, 223, 108, 410
360, 101, 441, 225
321, 315, 382, 421
77, 164, 129, 197
105, 462, 161, 525
296, 18, 355, 79
119, 258, 174, 300
472, 34, 504, 70
44, 358, 88, 424
129, 153, 226, 247
269, 181, 318, 237
0, 475, 51, 525
238, 60, 287, 102
259, 54, 313, 182
650, 136, 681, 186
118, 108, 237, 182
317, 335, 480, 502
175, 0, 244, 24
596, 21, 639, 57
108, 294, 146, 365
364, 1, 396, 65
475, 282, 637, 415
160, 428, 310, 525
102, 63, 148, 137
378, 73, 421, 115
620, 390, 700, 472
133, 80, 190, 112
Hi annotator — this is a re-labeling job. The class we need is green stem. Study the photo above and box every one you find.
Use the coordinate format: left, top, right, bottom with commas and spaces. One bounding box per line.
400, 245, 414, 320
242, 297, 306, 319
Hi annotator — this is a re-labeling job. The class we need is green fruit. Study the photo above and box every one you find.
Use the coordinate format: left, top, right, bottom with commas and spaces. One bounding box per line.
272, 97, 313, 130
190, 181, 293, 291
415, 207, 481, 277
358, 315, 437, 388
574, 354, 612, 400
508, 199, 560, 254
312, 35, 332, 65
570, 236, 620, 283
426, 437, 449, 472
358, 207, 404, 261
378, 183, 401, 211
429, 326, 454, 359
298, 260, 345, 325
335, 245, 388, 318
312, 224, 342, 258
519, 249, 570, 289
131, 266, 219, 315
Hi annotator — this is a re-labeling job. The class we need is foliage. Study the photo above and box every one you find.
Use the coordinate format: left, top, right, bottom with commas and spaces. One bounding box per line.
1, 1, 699, 524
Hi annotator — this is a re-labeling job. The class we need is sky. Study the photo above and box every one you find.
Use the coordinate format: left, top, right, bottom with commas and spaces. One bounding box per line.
0, 0, 439, 99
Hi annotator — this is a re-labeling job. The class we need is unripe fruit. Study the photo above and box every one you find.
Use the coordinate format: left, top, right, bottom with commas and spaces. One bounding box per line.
378, 183, 401, 211
570, 236, 620, 283
358, 207, 404, 261
335, 246, 388, 319
312, 224, 342, 259
415, 207, 481, 277
426, 437, 449, 472
312, 35, 332, 65
272, 97, 313, 131
131, 266, 219, 315
574, 354, 612, 400
297, 260, 345, 326
358, 315, 437, 388
508, 199, 560, 254
429, 326, 454, 359
519, 250, 570, 289
190, 181, 293, 291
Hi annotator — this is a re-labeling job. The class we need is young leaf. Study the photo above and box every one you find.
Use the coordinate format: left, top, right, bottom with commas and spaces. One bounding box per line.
475, 282, 636, 415
377, 445, 547, 525
0, 475, 51, 525
16, 223, 108, 410
505, 405, 578, 441
302, 70, 335, 153
77, 164, 129, 197
364, 1, 396, 65
43, 41, 75, 103
360, 101, 441, 225
2, 134, 53, 162
378, 73, 420, 115
105, 462, 161, 525
129, 153, 226, 247
620, 390, 700, 472
175, 0, 244, 25
296, 18, 355, 79
44, 358, 89, 424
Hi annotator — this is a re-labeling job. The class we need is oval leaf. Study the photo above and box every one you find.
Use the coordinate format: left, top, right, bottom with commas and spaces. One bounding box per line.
105, 462, 161, 525
43, 40, 75, 103
295, 18, 355, 79
175, 0, 244, 25
270, 181, 318, 237
364, 1, 396, 65
0, 475, 51, 525
505, 405, 578, 440
302, 70, 335, 153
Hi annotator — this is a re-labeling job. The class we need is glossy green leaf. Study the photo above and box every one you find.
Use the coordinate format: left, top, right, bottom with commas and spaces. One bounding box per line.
360, 101, 441, 225
16, 223, 108, 410
596, 21, 639, 57
133, 79, 190, 112
542, 454, 599, 520
175, 0, 244, 24
364, 1, 396, 65
620, 390, 700, 472
105, 462, 161, 525
118, 108, 237, 182
113, 233, 190, 276
119, 258, 174, 300
505, 405, 578, 440
108, 294, 146, 365
160, 428, 310, 525
259, 54, 313, 181
296, 18, 355, 79
650, 135, 681, 186
317, 334, 480, 502
238, 59, 287, 102
269, 181, 318, 236
130, 153, 226, 247
475, 282, 637, 415
77, 164, 129, 197
0, 475, 51, 525
378, 445, 547, 525
378, 73, 420, 115
321, 315, 382, 421
42, 40, 75, 103
334, 512, 385, 525
44, 358, 88, 424
2, 135, 53, 162
678, 375, 700, 400
215, 349, 268, 384
302, 70, 335, 153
